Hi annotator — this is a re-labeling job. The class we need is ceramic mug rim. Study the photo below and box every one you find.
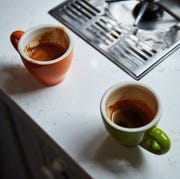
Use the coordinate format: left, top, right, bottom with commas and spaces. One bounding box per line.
100, 82, 162, 133
18, 24, 74, 65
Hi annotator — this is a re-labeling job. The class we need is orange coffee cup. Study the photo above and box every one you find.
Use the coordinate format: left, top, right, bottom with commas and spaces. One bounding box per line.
10, 24, 74, 86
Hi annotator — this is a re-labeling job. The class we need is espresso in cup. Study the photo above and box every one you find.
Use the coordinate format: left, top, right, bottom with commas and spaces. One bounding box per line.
25, 28, 69, 62
109, 99, 155, 128
100, 82, 171, 155
10, 25, 74, 86
28, 43, 67, 61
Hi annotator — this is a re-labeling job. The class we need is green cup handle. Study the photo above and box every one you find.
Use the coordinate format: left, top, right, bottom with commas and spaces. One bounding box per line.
140, 127, 171, 155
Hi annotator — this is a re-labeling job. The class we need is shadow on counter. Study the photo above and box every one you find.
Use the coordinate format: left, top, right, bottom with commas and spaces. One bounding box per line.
0, 90, 92, 179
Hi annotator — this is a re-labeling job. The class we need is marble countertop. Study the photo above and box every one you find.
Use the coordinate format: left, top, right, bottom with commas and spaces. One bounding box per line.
1, 0, 180, 178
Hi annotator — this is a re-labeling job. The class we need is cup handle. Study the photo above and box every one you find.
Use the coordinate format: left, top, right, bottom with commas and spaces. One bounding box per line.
140, 127, 171, 155
10, 30, 24, 52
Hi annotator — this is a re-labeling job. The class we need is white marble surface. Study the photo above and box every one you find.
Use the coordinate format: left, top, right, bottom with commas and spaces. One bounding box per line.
0, 0, 180, 178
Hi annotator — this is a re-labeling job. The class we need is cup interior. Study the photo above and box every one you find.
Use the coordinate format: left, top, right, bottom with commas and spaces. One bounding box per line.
18, 25, 73, 64
101, 83, 161, 130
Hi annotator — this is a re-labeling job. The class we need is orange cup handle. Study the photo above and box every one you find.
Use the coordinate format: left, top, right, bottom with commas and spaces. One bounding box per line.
10, 30, 24, 52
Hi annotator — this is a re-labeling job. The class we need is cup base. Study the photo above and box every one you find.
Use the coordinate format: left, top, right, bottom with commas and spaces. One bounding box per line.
39, 77, 66, 86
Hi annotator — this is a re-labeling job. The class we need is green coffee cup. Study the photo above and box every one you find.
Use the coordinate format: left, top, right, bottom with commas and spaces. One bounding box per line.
100, 82, 170, 155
